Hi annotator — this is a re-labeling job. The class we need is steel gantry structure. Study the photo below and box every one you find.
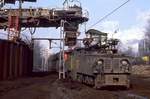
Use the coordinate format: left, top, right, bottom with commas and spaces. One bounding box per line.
0, 1, 89, 79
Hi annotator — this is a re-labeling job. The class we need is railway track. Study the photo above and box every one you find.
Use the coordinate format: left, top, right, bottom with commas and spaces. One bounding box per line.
0, 74, 150, 99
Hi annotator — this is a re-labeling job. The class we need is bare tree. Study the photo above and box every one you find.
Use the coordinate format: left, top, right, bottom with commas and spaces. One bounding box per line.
117, 41, 136, 57
125, 46, 136, 56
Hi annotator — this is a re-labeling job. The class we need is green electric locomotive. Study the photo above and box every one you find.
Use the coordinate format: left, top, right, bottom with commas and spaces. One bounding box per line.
64, 29, 132, 89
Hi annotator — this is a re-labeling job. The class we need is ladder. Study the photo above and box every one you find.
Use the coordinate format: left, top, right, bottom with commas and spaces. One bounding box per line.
59, 20, 66, 79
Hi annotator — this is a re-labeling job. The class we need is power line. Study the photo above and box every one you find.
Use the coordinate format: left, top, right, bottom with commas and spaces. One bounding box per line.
88, 0, 131, 29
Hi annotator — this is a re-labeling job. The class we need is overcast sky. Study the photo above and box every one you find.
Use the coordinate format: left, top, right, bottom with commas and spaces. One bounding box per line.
1, 0, 150, 53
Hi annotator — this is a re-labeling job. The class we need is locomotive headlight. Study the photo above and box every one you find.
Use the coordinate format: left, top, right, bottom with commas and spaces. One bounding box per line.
97, 60, 103, 65
120, 59, 130, 72
121, 60, 129, 66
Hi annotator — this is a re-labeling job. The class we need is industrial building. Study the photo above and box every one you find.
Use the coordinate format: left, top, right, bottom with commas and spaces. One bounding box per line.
138, 38, 150, 57
138, 38, 150, 64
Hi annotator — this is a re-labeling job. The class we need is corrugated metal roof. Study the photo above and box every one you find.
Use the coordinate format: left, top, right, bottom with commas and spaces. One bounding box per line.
23, 0, 36, 2
4, 0, 15, 4
4, 0, 36, 4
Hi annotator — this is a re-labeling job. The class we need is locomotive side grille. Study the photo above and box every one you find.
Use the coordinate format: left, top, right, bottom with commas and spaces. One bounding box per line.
112, 59, 119, 69
104, 58, 120, 73
104, 58, 111, 69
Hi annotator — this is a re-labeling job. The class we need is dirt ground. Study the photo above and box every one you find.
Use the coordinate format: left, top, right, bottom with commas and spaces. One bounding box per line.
0, 72, 150, 99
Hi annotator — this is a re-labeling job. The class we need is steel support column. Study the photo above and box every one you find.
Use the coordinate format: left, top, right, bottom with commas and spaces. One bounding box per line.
59, 20, 65, 79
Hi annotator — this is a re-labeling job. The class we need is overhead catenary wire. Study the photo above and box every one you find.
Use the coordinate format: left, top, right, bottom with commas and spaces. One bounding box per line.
88, 0, 131, 29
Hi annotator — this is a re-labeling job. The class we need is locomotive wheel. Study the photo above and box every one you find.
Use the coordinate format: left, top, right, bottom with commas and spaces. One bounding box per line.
85, 76, 88, 84
89, 77, 94, 86
86, 76, 90, 85
77, 74, 82, 83
82, 75, 85, 83
86, 76, 93, 85
77, 74, 95, 86
77, 74, 80, 82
